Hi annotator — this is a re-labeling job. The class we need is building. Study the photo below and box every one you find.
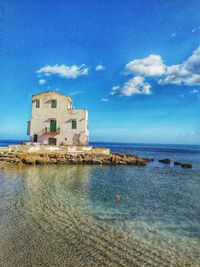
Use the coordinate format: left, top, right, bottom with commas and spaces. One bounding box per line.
27, 91, 89, 146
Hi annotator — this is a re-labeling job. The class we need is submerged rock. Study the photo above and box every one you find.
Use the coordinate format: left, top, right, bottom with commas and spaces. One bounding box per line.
142, 158, 154, 162
174, 161, 182, 165
159, 159, 171, 164
181, 163, 192, 168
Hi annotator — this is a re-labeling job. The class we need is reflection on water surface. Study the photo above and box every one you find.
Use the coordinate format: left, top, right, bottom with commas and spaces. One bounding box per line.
0, 164, 199, 266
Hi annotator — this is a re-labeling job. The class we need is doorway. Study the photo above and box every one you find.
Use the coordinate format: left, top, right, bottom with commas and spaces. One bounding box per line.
33, 134, 38, 142
50, 120, 57, 132
48, 137, 57, 145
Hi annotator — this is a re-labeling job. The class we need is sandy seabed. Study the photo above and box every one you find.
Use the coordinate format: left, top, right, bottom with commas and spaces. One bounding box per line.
0, 165, 199, 267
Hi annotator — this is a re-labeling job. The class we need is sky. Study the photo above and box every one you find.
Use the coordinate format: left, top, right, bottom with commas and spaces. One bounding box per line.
1, 0, 200, 144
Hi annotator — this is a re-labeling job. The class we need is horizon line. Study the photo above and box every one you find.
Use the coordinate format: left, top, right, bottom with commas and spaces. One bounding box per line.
0, 139, 199, 146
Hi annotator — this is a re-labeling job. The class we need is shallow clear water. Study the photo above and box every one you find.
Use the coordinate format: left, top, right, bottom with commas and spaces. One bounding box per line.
0, 143, 200, 266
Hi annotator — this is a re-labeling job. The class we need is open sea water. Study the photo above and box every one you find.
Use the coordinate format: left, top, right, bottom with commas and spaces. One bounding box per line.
0, 141, 200, 266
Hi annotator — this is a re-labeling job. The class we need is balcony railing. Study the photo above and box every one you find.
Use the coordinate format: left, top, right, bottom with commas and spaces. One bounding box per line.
44, 127, 60, 134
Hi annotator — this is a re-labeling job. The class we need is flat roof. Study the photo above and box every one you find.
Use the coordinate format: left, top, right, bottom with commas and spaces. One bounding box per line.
32, 90, 73, 102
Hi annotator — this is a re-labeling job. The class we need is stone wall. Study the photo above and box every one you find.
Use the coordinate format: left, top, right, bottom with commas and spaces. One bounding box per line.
6, 145, 110, 155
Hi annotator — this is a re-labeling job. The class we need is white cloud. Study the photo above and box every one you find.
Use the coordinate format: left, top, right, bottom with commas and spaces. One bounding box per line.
191, 89, 199, 94
124, 55, 166, 76
111, 46, 200, 97
38, 79, 47, 85
69, 90, 82, 96
171, 32, 177, 38
36, 64, 89, 79
159, 47, 200, 86
100, 98, 109, 102
191, 27, 200, 33
111, 76, 151, 96
95, 64, 105, 71
112, 86, 120, 91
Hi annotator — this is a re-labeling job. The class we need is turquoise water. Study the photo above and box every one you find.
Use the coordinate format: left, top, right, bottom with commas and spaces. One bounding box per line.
0, 143, 200, 266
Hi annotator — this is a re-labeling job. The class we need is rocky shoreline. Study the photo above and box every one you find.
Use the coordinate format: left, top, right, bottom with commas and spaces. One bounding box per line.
0, 151, 193, 170
0, 152, 147, 168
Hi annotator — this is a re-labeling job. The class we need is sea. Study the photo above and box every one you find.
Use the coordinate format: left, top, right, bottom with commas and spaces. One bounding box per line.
0, 140, 200, 266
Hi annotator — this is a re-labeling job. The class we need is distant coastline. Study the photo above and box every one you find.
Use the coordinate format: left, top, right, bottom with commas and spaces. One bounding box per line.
1, 140, 200, 148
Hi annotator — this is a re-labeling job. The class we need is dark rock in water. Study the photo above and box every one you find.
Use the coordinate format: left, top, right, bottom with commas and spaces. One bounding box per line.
143, 158, 154, 162
159, 159, 171, 164
174, 161, 182, 165
181, 163, 192, 168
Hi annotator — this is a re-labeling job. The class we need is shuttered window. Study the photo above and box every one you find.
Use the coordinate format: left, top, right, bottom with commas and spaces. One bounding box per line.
72, 120, 77, 129
51, 99, 57, 108
36, 99, 40, 108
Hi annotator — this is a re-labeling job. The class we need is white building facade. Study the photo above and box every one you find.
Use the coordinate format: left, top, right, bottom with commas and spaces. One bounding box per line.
27, 91, 89, 146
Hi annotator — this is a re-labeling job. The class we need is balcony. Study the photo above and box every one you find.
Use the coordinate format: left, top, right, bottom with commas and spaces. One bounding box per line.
44, 127, 60, 134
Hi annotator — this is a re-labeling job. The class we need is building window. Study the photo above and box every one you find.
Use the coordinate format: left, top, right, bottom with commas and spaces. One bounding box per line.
72, 120, 77, 129
36, 99, 40, 108
51, 99, 57, 108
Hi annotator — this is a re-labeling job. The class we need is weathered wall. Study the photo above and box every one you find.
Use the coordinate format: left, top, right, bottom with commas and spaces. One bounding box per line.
65, 109, 89, 145
29, 91, 89, 146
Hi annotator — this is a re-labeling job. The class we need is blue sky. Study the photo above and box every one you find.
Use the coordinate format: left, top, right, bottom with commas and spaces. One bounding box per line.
1, 0, 200, 144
